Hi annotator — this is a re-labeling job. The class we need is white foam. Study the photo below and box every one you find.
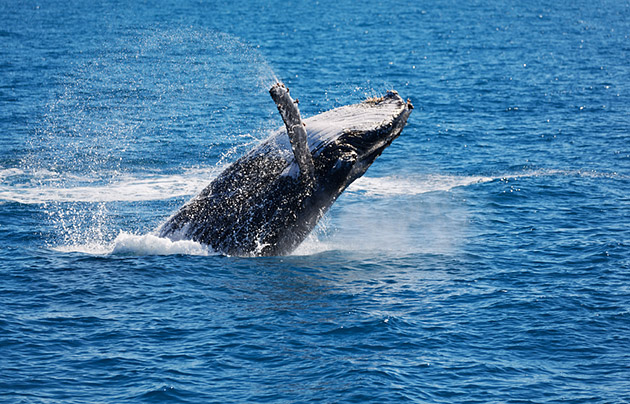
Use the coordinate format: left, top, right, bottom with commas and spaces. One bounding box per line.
52, 231, 212, 256
347, 174, 494, 197
0, 168, 25, 181
110, 232, 212, 256
0, 168, 218, 204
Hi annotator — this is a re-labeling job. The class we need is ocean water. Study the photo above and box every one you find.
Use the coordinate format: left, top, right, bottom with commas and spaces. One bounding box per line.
1, 0, 629, 402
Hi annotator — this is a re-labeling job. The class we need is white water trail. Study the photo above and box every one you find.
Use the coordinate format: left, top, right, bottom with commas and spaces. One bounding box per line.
1, 170, 498, 205
346, 173, 494, 197
0, 167, 219, 204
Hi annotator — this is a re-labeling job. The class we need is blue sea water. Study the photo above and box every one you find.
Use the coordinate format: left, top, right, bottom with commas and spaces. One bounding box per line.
1, 0, 630, 402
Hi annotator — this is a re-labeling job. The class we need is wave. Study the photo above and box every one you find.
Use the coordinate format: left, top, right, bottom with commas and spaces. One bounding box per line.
52, 231, 212, 256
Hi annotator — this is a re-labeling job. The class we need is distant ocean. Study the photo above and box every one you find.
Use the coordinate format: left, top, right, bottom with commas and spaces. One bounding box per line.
1, 0, 629, 402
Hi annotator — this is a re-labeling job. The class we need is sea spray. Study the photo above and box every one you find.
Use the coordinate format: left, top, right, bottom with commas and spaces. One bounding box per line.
22, 28, 282, 251
292, 175, 484, 256
27, 28, 281, 179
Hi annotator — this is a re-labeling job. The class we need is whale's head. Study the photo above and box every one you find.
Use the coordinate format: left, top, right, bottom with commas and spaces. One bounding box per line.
304, 91, 413, 196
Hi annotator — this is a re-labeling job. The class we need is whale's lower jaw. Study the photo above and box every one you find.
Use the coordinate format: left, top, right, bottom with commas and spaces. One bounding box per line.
159, 90, 412, 256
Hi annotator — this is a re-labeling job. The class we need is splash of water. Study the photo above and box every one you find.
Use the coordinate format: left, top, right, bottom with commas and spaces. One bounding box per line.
20, 28, 282, 251
53, 231, 212, 256
111, 232, 212, 256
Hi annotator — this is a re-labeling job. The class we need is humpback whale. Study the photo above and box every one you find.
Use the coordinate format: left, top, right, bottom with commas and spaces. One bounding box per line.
159, 83, 413, 256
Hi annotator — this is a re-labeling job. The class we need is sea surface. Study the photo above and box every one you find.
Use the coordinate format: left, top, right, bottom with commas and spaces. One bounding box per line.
1, 0, 629, 402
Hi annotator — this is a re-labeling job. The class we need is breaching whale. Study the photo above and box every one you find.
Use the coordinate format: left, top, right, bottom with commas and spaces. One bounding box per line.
159, 83, 413, 256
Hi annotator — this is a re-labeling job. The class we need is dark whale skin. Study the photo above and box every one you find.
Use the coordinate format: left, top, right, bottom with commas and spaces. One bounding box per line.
159, 91, 412, 256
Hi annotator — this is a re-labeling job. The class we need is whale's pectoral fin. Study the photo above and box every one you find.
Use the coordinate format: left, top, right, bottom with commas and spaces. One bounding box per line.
269, 83, 315, 185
